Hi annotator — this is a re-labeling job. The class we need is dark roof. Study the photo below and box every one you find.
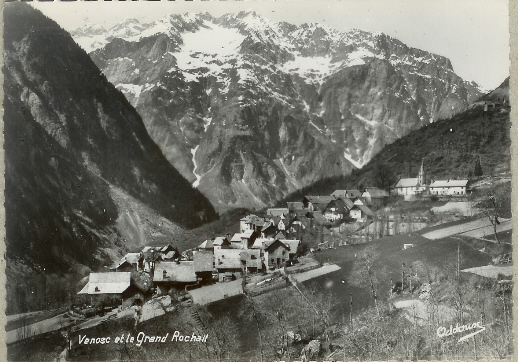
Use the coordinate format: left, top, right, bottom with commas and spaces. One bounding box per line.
312, 211, 331, 225
304, 196, 335, 204
323, 199, 348, 213
331, 190, 361, 199
264, 239, 289, 252
267, 208, 289, 217
274, 231, 286, 239
193, 251, 213, 272
213, 236, 230, 246
242, 214, 266, 226
143, 251, 161, 262
335, 197, 354, 209
353, 204, 375, 216
160, 244, 174, 252
198, 239, 214, 249
240, 214, 258, 221
161, 251, 176, 260
287, 202, 305, 210
261, 221, 275, 231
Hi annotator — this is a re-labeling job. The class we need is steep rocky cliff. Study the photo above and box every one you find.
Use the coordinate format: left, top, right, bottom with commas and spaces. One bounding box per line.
279, 78, 511, 203
72, 11, 482, 211
4, 3, 217, 272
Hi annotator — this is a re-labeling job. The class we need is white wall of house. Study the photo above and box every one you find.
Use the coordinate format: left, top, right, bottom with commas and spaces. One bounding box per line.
240, 220, 250, 233
324, 211, 342, 221
396, 186, 427, 196
350, 209, 362, 220
430, 186, 467, 195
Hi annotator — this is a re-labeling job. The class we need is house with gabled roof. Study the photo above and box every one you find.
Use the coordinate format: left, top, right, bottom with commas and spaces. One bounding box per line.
261, 220, 278, 238
78, 272, 132, 295
240, 249, 263, 273
273, 230, 286, 240
362, 187, 389, 209
193, 250, 214, 282
321, 199, 349, 221
280, 239, 300, 261
263, 239, 290, 270
350, 204, 375, 221
287, 215, 309, 233
310, 211, 332, 226
214, 248, 244, 281
334, 196, 355, 209
153, 261, 197, 294
331, 189, 362, 199
287, 202, 306, 215
230, 230, 256, 249
110, 253, 144, 272
303, 196, 335, 212
429, 179, 469, 195
394, 161, 428, 198
197, 239, 214, 250
198, 236, 231, 251
240, 214, 267, 233
214, 236, 231, 249
267, 208, 289, 218
394, 178, 420, 195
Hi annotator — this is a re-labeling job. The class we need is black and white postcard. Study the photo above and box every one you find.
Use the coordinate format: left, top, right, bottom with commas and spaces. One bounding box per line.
3, 0, 513, 360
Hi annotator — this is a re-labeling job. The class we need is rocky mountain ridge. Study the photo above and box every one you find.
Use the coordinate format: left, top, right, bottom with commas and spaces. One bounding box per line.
4, 2, 217, 273
72, 11, 483, 211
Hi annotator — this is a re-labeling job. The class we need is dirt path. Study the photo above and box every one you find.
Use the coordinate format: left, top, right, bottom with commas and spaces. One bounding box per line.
7, 313, 73, 344
189, 279, 243, 305
290, 263, 341, 283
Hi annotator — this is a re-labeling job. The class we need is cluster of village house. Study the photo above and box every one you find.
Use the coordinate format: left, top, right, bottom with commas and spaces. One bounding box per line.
77, 163, 469, 304
77, 213, 303, 300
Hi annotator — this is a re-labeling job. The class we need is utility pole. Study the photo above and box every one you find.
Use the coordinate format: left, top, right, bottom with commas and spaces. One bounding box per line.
44, 267, 47, 310
349, 293, 353, 326
457, 243, 460, 279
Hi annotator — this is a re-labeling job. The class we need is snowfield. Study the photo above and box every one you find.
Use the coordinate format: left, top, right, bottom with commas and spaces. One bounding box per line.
172, 22, 245, 81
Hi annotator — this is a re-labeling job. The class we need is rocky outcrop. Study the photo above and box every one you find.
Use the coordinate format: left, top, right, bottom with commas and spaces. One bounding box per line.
72, 11, 482, 210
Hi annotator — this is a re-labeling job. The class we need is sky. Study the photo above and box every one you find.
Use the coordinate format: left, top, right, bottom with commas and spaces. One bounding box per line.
32, 0, 510, 90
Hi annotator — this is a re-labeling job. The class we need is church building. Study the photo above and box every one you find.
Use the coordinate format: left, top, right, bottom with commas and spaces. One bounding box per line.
394, 160, 428, 199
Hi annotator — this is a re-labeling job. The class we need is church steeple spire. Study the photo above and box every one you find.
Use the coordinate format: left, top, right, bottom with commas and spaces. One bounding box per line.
417, 158, 425, 185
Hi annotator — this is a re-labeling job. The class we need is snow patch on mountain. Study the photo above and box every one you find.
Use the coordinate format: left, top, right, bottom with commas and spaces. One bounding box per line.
172, 22, 245, 81
116, 83, 143, 98
281, 55, 340, 85
191, 145, 202, 188
354, 113, 378, 129
343, 150, 363, 169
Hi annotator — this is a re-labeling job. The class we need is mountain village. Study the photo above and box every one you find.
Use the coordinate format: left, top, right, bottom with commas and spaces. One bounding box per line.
5, 3, 512, 361
74, 160, 475, 319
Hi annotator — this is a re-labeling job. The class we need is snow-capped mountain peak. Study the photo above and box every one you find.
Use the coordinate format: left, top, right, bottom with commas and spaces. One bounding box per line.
71, 12, 482, 210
